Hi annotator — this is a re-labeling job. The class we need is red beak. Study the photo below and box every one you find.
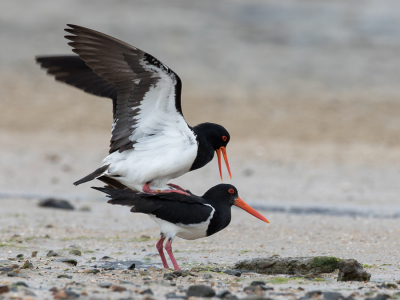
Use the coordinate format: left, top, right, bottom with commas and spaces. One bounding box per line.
216, 147, 232, 181
234, 197, 270, 223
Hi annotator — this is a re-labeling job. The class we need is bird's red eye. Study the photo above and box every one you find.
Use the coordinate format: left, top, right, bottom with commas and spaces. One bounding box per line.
222, 136, 227, 142
228, 188, 235, 194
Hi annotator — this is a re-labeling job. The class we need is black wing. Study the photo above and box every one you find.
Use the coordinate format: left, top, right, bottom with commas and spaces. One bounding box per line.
35, 55, 118, 101
64, 24, 185, 154
94, 187, 212, 225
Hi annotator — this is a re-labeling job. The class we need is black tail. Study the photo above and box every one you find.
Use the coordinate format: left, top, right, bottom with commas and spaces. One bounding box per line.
73, 165, 110, 186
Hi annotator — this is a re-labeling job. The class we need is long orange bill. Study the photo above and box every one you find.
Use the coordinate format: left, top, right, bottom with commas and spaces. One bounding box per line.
221, 147, 232, 179
216, 148, 223, 181
234, 197, 270, 223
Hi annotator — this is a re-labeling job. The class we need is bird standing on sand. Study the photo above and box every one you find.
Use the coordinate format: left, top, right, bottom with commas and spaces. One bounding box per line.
94, 184, 269, 270
36, 24, 232, 194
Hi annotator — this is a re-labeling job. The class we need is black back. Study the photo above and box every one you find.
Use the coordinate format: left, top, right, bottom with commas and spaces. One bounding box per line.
94, 183, 239, 237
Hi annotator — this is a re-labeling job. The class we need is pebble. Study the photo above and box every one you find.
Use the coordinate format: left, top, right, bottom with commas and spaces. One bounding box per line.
323, 291, 345, 300
140, 288, 153, 295
31, 251, 38, 258
0, 285, 10, 294
22, 260, 33, 269
55, 258, 78, 266
12, 282, 28, 287
39, 198, 75, 210
203, 273, 213, 279
57, 275, 73, 279
16, 254, 24, 259
98, 282, 113, 288
109, 285, 126, 292
84, 269, 100, 274
337, 259, 371, 282
46, 250, 58, 257
223, 269, 241, 277
69, 249, 82, 256
187, 285, 215, 297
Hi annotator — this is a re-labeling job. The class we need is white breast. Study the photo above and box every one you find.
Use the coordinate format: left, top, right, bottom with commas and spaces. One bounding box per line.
149, 204, 215, 241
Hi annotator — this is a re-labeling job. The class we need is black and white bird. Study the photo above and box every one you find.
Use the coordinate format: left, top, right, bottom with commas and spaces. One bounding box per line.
36, 24, 232, 194
94, 184, 269, 270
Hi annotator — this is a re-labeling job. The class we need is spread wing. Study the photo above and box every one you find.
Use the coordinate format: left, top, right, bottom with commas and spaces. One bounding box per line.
35, 55, 118, 100
64, 24, 190, 154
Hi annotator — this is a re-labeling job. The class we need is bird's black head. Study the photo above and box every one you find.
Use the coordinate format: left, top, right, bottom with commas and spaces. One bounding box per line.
203, 184, 269, 223
192, 123, 232, 180
194, 122, 230, 150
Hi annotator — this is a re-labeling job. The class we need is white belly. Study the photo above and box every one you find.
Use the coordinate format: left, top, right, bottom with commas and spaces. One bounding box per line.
149, 209, 214, 241
102, 136, 198, 191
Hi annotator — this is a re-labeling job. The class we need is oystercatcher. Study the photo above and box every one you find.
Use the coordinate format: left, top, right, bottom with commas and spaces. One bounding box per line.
94, 184, 269, 270
36, 24, 232, 194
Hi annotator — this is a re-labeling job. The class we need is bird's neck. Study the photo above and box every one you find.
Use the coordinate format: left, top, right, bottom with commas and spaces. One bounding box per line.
189, 126, 215, 171
206, 202, 232, 237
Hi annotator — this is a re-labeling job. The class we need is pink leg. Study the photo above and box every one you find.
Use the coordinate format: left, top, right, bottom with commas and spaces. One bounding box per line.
167, 183, 187, 192
142, 182, 189, 196
156, 235, 169, 269
164, 239, 180, 271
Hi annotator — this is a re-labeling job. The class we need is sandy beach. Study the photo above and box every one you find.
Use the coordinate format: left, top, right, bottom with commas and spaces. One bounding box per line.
1, 0, 400, 299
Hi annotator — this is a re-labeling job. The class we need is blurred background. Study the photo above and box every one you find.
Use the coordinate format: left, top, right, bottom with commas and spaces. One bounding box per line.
1, 0, 400, 210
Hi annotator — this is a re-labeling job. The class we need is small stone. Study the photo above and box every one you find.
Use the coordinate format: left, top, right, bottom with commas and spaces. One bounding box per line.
46, 250, 58, 257
84, 269, 100, 274
306, 291, 322, 298
68, 250, 81, 256
164, 274, 176, 281
128, 262, 135, 270
187, 285, 216, 297
140, 288, 153, 295
337, 259, 371, 282
217, 290, 238, 299
39, 198, 74, 210
57, 274, 72, 279
250, 281, 266, 286
203, 273, 213, 279
22, 260, 33, 269
0, 267, 14, 272
31, 251, 38, 258
12, 281, 28, 287
99, 282, 113, 288
0, 285, 10, 294
16, 254, 24, 259
243, 286, 263, 294
100, 256, 113, 260
223, 269, 241, 277
79, 206, 91, 212
323, 291, 345, 300
11, 264, 19, 269
109, 285, 126, 292
55, 258, 77, 266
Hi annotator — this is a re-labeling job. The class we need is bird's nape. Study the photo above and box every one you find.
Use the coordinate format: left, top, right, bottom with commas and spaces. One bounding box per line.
216, 146, 232, 180
234, 197, 269, 223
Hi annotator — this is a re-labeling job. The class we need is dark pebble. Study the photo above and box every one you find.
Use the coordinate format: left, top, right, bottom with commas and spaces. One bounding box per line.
64, 289, 80, 298
306, 291, 323, 298
187, 285, 216, 297
16, 254, 24, 259
39, 198, 74, 210
323, 292, 345, 300
203, 273, 213, 279
243, 286, 263, 294
0, 285, 10, 294
337, 259, 371, 282
12, 282, 28, 287
7, 273, 29, 278
165, 292, 188, 299
251, 281, 266, 286
0, 267, 14, 272
128, 262, 135, 270
100, 256, 114, 260
46, 250, 58, 257
22, 260, 33, 269
99, 282, 113, 288
31, 251, 38, 258
57, 275, 73, 279
55, 258, 78, 266
223, 269, 242, 277
85, 269, 100, 274
164, 274, 176, 281
140, 288, 154, 295
69, 250, 81, 256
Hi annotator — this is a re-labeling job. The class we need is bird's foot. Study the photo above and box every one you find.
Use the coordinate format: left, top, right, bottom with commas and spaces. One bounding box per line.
167, 183, 187, 192
143, 182, 189, 196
